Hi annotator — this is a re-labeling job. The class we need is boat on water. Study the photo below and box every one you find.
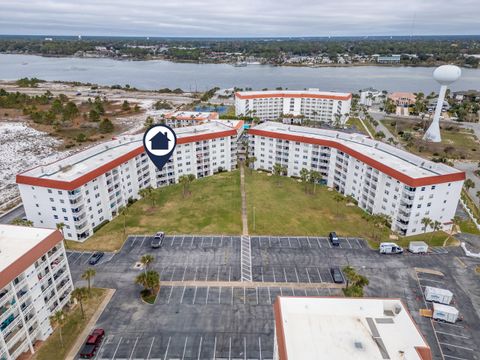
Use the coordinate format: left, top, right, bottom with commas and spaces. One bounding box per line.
233, 61, 247, 67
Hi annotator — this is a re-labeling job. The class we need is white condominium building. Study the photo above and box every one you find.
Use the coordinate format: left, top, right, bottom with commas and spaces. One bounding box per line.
17, 120, 243, 241
248, 122, 465, 236
0, 225, 73, 360
161, 111, 219, 128
273, 297, 431, 360
235, 89, 352, 123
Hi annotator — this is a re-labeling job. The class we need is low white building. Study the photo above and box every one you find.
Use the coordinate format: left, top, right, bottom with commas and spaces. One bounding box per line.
0, 225, 73, 359
17, 120, 243, 241
235, 89, 351, 124
248, 122, 464, 236
273, 297, 431, 360
359, 88, 383, 107
161, 111, 219, 128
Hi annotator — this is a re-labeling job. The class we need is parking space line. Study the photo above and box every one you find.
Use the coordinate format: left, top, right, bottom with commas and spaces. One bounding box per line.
439, 343, 473, 351
83, 253, 95, 265
292, 288, 296, 296
306, 237, 312, 248
201, 237, 205, 246
433, 320, 464, 328
355, 239, 361, 248
182, 266, 187, 282
130, 237, 138, 247
163, 337, 171, 360
129, 337, 139, 360
315, 238, 321, 248
218, 287, 221, 304
197, 336, 203, 360
272, 267, 276, 283
443, 355, 471, 360
288, 237, 292, 247
190, 237, 194, 247
139, 236, 147, 248
180, 286, 186, 304
244, 337, 247, 360
217, 266, 220, 281
294, 268, 299, 283
228, 266, 231, 282
268, 287, 271, 304
213, 336, 217, 360
243, 287, 246, 304
228, 337, 232, 360
111, 337, 123, 360
170, 267, 175, 281
146, 337, 155, 360
280, 287, 283, 296
283, 268, 288, 283
258, 337, 263, 360
193, 286, 198, 304
261, 266, 264, 282
346, 238, 353, 248
167, 286, 174, 304
194, 266, 198, 281
418, 277, 444, 283
94, 334, 111, 360
316, 268, 322, 282
231, 287, 234, 306
435, 331, 469, 339
256, 287, 259, 304
305, 268, 311, 283
181, 336, 189, 360
206, 265, 209, 281
315, 288, 320, 295
206, 286, 210, 304
170, 236, 175, 246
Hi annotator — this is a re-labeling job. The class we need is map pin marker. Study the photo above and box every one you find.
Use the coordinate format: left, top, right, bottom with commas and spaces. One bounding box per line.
143, 124, 177, 172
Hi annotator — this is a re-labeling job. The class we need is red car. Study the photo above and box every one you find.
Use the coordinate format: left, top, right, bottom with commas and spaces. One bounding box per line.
79, 329, 105, 359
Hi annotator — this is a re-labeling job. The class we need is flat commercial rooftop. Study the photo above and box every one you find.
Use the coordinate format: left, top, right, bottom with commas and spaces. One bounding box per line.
274, 297, 431, 360
0, 225, 58, 274
164, 111, 219, 121
18, 120, 242, 184
250, 122, 463, 180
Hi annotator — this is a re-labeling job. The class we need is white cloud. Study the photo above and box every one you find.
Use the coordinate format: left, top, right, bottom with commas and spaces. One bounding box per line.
0, 0, 478, 36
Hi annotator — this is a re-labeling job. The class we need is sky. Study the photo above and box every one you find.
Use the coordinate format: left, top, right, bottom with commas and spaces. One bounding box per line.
0, 0, 479, 37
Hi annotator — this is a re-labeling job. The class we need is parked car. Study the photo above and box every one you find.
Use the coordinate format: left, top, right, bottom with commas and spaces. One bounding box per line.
88, 251, 104, 265
151, 231, 165, 248
379, 242, 403, 254
330, 267, 344, 283
79, 328, 105, 359
329, 232, 340, 246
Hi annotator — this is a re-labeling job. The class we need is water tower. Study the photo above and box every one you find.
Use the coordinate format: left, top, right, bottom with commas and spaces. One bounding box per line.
423, 65, 461, 142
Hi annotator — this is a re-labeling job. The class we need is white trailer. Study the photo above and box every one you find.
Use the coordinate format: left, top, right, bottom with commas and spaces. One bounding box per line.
425, 286, 453, 305
433, 303, 459, 323
409, 241, 428, 254
379, 242, 404, 254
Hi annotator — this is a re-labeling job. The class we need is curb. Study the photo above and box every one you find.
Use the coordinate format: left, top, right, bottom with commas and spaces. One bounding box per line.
65, 288, 116, 360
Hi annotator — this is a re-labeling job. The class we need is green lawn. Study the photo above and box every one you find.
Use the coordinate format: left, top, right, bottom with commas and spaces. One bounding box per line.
346, 117, 369, 135
245, 171, 391, 245
382, 118, 480, 160
33, 288, 108, 360
459, 218, 480, 235
67, 171, 242, 251
394, 231, 457, 248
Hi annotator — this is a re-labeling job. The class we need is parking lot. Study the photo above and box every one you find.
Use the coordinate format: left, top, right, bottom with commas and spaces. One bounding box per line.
415, 270, 478, 360
67, 234, 480, 360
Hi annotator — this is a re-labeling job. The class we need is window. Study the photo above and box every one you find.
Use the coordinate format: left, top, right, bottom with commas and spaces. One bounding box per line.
48, 189, 52, 193
431, 186, 436, 190
427, 203, 431, 207
64, 216, 68, 221
51, 207, 56, 211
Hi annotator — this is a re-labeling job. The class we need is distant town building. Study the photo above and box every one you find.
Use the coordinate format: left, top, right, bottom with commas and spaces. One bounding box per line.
374, 54, 401, 64
273, 297, 431, 360
0, 225, 73, 359
17, 121, 243, 241
235, 89, 352, 124
427, 99, 450, 113
359, 88, 382, 107
161, 111, 219, 128
453, 90, 480, 102
248, 122, 464, 236
388, 92, 416, 116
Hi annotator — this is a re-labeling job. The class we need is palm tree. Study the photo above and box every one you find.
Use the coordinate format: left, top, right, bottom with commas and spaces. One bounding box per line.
11, 218, 33, 227
135, 270, 160, 295
82, 268, 96, 294
245, 156, 256, 173
464, 178, 475, 193
299, 168, 309, 193
333, 194, 344, 215
140, 254, 154, 274
118, 206, 128, 240
179, 174, 195, 197
50, 310, 65, 347
56, 222, 68, 250
421, 217, 432, 233
309, 170, 322, 194
71, 287, 88, 319
272, 163, 283, 185
431, 220, 442, 240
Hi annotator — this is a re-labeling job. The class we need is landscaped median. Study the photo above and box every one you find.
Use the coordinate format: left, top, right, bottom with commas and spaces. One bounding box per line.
32, 288, 112, 360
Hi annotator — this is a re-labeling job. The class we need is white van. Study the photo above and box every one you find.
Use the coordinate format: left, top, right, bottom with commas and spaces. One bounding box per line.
433, 303, 459, 323
379, 242, 404, 254
425, 286, 453, 305
409, 241, 428, 254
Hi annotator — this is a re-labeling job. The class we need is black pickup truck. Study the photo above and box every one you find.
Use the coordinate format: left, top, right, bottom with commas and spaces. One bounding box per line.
79, 328, 105, 359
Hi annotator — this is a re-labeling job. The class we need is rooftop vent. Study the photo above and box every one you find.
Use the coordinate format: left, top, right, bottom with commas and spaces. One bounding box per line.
354, 342, 364, 350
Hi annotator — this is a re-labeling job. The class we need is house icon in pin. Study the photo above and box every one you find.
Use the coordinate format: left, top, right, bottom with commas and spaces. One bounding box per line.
150, 131, 170, 150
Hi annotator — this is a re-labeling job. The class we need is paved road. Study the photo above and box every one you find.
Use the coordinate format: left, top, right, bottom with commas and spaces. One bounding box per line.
0, 204, 25, 224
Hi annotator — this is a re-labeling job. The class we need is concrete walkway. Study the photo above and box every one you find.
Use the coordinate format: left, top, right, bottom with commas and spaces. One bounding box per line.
240, 164, 248, 236
65, 288, 116, 360
161, 280, 345, 290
